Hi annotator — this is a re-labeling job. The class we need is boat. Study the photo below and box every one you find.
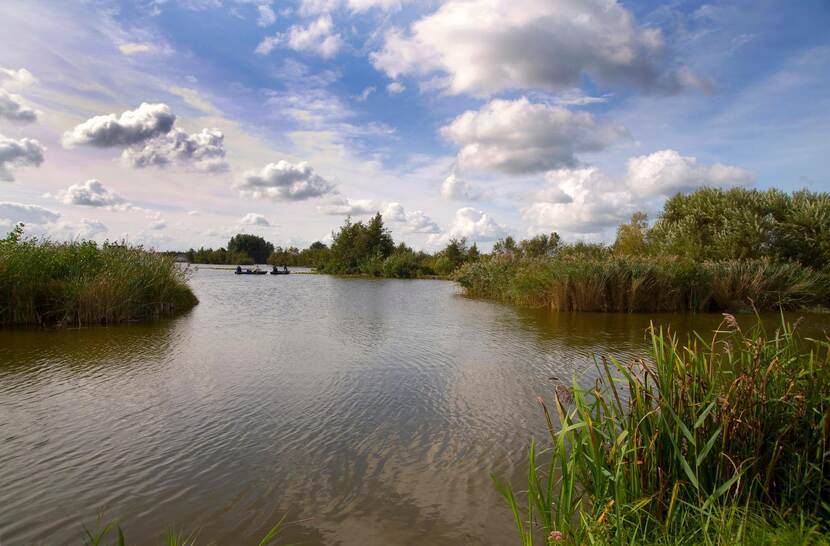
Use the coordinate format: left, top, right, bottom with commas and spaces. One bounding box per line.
234, 267, 267, 275
270, 267, 290, 275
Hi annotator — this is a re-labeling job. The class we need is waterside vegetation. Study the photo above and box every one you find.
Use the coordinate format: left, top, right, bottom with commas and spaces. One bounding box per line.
456, 188, 830, 313
496, 316, 830, 545
0, 224, 198, 327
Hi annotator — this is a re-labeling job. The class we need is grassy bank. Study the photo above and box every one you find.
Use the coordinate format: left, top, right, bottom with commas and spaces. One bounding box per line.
455, 255, 830, 312
0, 225, 198, 327
495, 316, 830, 544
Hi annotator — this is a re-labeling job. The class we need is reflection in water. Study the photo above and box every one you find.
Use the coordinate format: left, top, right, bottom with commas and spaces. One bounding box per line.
1, 270, 828, 545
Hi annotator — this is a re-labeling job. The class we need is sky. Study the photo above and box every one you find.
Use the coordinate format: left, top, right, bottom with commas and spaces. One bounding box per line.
0, 0, 828, 251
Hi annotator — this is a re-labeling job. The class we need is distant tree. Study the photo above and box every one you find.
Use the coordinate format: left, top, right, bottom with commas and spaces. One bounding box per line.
519, 232, 561, 258
227, 234, 274, 264
613, 213, 648, 256
493, 236, 518, 256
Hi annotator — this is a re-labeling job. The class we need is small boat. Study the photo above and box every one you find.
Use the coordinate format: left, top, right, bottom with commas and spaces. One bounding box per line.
270, 267, 290, 275
234, 267, 267, 275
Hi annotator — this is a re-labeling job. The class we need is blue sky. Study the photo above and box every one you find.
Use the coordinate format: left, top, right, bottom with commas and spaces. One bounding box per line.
0, 0, 828, 250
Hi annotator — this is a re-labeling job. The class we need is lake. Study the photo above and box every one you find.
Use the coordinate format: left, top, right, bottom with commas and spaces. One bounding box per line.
2, 268, 828, 545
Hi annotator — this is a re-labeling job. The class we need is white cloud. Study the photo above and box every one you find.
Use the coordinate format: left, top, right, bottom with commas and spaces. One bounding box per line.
256, 15, 343, 58
382, 202, 440, 233
237, 160, 336, 201
441, 97, 629, 175
371, 0, 702, 97
188, 210, 201, 216
299, 0, 408, 14
118, 43, 153, 55
257, 4, 277, 26
523, 150, 755, 236
625, 149, 754, 197
318, 196, 378, 215
440, 174, 482, 201
0, 134, 45, 182
239, 212, 271, 226
78, 218, 108, 237
386, 81, 405, 94
122, 127, 229, 173
0, 201, 60, 226
0, 90, 37, 123
62, 103, 176, 148
0, 67, 37, 90
50, 179, 126, 208
167, 86, 221, 115
428, 207, 508, 245
149, 219, 167, 230
356, 86, 376, 101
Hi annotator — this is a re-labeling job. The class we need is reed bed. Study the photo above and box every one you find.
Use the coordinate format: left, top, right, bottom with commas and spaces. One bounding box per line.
0, 227, 198, 327
454, 255, 830, 312
494, 316, 830, 545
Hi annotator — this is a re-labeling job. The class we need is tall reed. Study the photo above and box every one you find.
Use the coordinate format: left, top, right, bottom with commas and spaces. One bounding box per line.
494, 317, 830, 544
455, 255, 829, 312
0, 226, 198, 327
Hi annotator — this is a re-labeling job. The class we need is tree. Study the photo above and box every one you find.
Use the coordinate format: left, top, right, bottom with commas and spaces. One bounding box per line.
519, 232, 561, 258
227, 234, 274, 264
493, 236, 518, 256
613, 213, 648, 256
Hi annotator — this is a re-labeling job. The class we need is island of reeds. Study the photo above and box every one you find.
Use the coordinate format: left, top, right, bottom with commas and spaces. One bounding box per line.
0, 224, 198, 328
455, 188, 830, 312
494, 316, 830, 545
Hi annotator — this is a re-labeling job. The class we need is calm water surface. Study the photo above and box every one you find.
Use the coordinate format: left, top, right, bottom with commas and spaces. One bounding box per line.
2, 269, 829, 545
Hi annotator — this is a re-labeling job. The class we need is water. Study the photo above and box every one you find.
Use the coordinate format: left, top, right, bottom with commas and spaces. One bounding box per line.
1, 268, 828, 545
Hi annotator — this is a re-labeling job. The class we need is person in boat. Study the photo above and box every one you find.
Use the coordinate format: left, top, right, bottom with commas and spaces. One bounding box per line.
283, 265, 288, 273
236, 265, 242, 274
271, 264, 279, 274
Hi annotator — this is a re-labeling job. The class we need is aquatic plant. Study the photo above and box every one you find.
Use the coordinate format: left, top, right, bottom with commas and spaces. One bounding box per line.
455, 255, 829, 312
494, 316, 830, 544
0, 225, 198, 327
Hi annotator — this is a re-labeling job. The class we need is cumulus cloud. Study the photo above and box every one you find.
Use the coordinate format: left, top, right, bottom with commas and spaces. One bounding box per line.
0, 67, 37, 90
149, 219, 167, 230
49, 179, 126, 208
428, 207, 508, 246
523, 150, 756, 236
122, 128, 228, 173
371, 0, 703, 97
382, 202, 440, 233
441, 97, 629, 174
0, 134, 45, 182
256, 15, 343, 58
237, 160, 336, 201
0, 90, 37, 123
257, 4, 277, 26
62, 103, 176, 148
0, 201, 60, 226
77, 218, 108, 237
386, 81, 405, 94
441, 174, 482, 201
318, 196, 378, 216
239, 212, 271, 226
625, 149, 754, 197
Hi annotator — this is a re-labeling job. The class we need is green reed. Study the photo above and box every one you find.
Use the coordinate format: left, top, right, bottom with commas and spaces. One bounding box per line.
0, 225, 198, 327
494, 316, 830, 545
455, 255, 830, 312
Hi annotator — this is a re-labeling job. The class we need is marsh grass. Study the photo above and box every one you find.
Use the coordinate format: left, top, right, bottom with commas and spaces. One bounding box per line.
0, 226, 198, 327
494, 316, 830, 544
455, 255, 829, 312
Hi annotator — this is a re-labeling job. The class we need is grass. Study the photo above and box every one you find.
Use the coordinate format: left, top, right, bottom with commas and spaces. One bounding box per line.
493, 315, 830, 544
0, 225, 198, 327
454, 255, 830, 312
